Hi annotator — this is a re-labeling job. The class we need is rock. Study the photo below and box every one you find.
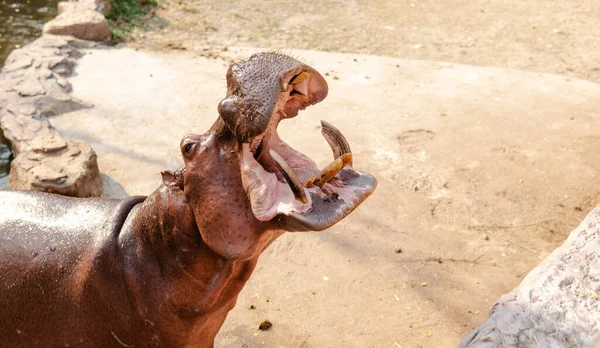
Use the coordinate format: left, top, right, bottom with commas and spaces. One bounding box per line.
9, 138, 102, 197
85, 0, 111, 14
31, 34, 70, 49
43, 10, 110, 42
3, 55, 33, 73
55, 76, 71, 91
461, 206, 600, 347
0, 35, 102, 197
58, 1, 78, 14
0, 113, 60, 153
33, 95, 90, 117
28, 134, 68, 153
58, 0, 111, 15
17, 104, 37, 116
13, 79, 46, 97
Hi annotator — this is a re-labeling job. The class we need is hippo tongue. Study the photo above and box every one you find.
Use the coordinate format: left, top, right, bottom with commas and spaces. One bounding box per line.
239, 121, 377, 232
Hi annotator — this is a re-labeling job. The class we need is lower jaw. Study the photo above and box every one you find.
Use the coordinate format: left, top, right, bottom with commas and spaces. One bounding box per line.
239, 121, 377, 228
240, 144, 314, 221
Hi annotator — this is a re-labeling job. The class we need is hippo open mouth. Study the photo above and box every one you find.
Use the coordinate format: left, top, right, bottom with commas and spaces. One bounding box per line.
218, 53, 377, 231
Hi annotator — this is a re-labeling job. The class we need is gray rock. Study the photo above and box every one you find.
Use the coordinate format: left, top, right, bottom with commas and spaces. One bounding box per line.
45, 56, 76, 76
43, 9, 110, 42
33, 95, 90, 117
58, 0, 111, 15
0, 112, 59, 153
32, 34, 70, 49
85, 0, 111, 14
9, 137, 102, 197
0, 35, 103, 198
13, 79, 46, 97
2, 55, 33, 72
461, 206, 600, 347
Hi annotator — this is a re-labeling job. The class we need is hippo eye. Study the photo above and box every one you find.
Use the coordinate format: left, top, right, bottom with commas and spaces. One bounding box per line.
184, 143, 194, 154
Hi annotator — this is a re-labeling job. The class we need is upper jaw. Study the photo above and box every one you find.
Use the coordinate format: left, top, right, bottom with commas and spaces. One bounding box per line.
219, 56, 329, 144
218, 52, 375, 232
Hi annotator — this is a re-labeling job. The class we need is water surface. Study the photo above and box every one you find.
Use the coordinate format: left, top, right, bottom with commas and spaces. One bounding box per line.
1, 0, 59, 185
0, 0, 60, 67
0, 130, 11, 187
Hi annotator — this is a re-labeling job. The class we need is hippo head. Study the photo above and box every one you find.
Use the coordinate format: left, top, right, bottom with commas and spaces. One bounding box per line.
172, 53, 376, 259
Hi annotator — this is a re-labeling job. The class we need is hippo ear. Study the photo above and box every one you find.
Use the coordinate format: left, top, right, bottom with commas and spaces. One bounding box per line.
161, 170, 184, 188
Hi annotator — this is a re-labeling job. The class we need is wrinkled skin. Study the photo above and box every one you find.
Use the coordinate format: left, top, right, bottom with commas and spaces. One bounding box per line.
0, 52, 376, 347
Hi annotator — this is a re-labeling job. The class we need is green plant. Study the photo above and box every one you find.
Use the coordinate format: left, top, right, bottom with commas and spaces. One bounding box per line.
105, 0, 158, 43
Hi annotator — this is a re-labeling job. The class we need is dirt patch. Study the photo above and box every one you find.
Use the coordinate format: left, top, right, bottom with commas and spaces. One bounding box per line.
108, 2, 600, 347
132, 0, 600, 84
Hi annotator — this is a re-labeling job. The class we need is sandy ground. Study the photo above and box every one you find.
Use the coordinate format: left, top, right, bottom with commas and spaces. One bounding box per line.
108, 3, 600, 347
131, 0, 600, 84
49, 43, 600, 348
2, 0, 600, 346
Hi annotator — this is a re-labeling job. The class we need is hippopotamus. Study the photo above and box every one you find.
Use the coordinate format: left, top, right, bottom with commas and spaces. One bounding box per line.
0, 52, 376, 347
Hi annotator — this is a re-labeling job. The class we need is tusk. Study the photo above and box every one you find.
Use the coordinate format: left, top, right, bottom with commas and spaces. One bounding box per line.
277, 109, 289, 119
305, 153, 353, 188
269, 149, 308, 204
320, 120, 353, 166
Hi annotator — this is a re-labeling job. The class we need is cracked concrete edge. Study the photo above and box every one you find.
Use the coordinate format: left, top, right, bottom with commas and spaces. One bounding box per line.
0, 34, 102, 197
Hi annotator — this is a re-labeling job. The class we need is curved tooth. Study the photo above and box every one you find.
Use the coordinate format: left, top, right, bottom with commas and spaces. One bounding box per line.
320, 120, 353, 166
269, 149, 308, 204
305, 153, 353, 188
277, 109, 289, 119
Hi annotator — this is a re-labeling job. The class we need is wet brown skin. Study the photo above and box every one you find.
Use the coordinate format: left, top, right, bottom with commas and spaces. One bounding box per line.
0, 133, 280, 347
0, 52, 376, 347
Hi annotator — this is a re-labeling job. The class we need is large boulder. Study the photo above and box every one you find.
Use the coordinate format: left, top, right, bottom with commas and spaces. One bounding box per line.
43, 10, 110, 42
461, 206, 600, 347
8, 135, 102, 197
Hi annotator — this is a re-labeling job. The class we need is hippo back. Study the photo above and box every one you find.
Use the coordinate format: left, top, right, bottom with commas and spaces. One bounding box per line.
0, 190, 145, 346
0, 190, 145, 260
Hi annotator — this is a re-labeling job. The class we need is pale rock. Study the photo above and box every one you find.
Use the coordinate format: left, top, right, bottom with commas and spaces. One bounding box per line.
43, 10, 110, 42
9, 138, 102, 197
0, 36, 102, 197
0, 113, 59, 153
462, 206, 600, 347
58, 0, 111, 15
14, 79, 46, 97
3, 55, 33, 72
